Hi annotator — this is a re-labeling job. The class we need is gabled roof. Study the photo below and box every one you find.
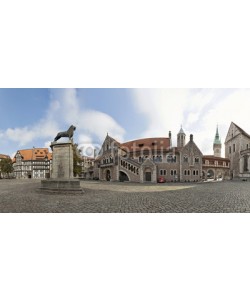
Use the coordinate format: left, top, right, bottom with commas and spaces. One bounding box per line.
13, 148, 52, 162
182, 135, 203, 156
232, 122, 250, 139
225, 122, 250, 143
98, 134, 121, 155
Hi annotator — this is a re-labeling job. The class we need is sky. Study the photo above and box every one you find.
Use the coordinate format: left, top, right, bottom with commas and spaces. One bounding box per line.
1, 88, 250, 158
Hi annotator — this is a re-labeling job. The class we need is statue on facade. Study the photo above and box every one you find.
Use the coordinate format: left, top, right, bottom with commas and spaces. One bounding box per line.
54, 125, 76, 142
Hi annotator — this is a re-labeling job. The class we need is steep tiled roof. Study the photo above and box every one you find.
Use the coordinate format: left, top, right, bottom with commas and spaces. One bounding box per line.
47, 153, 53, 160
13, 148, 52, 162
121, 137, 171, 153
0, 154, 10, 159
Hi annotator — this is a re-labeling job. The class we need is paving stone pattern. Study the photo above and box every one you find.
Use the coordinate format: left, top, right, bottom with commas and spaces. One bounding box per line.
0, 179, 250, 213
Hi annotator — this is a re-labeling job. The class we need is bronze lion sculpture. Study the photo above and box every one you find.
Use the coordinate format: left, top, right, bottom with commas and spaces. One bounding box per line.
54, 125, 76, 142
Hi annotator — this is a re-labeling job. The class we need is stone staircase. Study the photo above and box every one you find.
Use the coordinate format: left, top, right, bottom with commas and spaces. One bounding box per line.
119, 157, 141, 181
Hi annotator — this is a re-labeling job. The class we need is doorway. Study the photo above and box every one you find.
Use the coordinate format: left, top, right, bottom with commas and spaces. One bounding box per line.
106, 170, 111, 181
145, 172, 152, 182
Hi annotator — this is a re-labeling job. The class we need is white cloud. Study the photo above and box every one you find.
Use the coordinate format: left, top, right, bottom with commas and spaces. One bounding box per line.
132, 88, 250, 155
2, 89, 126, 151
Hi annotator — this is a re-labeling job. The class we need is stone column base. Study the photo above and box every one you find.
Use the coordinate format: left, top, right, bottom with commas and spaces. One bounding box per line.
41, 179, 83, 193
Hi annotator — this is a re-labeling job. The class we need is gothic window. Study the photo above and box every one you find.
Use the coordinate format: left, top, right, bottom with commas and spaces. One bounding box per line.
229, 146, 231, 154
195, 157, 199, 163
244, 156, 248, 172
160, 169, 166, 176
193, 170, 196, 176
170, 170, 174, 176
184, 170, 187, 175
187, 170, 190, 176
167, 155, 176, 163
196, 170, 199, 176
233, 144, 236, 152
183, 156, 188, 163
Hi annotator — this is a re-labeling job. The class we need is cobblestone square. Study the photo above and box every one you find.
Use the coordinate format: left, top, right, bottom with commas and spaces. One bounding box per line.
1, 179, 250, 213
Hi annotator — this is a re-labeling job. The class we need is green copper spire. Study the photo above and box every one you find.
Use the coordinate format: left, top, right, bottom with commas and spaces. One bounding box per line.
214, 125, 221, 145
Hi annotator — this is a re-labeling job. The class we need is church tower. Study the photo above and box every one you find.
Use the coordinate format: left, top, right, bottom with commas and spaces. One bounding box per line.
177, 126, 186, 148
213, 125, 222, 157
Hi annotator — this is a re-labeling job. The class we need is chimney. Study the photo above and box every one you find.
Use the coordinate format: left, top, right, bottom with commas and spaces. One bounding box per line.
190, 134, 193, 142
169, 131, 172, 148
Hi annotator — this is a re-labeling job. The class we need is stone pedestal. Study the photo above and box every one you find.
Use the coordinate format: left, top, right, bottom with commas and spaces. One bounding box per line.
51, 141, 74, 179
41, 178, 82, 192
41, 141, 82, 193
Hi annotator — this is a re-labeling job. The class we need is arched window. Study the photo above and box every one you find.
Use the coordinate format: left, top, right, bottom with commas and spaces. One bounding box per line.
167, 155, 176, 163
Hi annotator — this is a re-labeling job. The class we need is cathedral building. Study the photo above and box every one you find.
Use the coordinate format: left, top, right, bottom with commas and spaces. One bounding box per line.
95, 128, 203, 183
225, 122, 250, 179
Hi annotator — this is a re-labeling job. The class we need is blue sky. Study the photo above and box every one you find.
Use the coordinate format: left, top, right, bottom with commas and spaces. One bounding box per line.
1, 88, 250, 157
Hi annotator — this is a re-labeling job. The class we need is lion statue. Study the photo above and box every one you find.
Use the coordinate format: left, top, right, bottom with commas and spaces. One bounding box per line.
54, 125, 76, 142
